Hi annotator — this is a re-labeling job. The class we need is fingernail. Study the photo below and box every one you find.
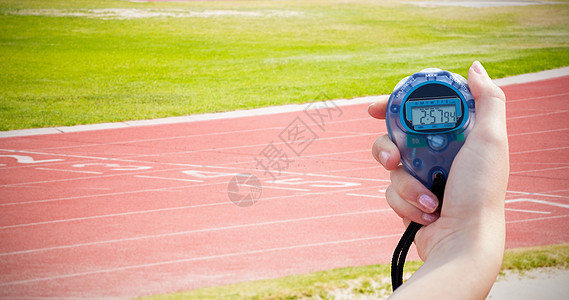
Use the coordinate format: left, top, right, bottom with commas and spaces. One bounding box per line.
471, 61, 488, 77
379, 151, 390, 166
367, 102, 375, 115
418, 194, 438, 212
422, 212, 439, 223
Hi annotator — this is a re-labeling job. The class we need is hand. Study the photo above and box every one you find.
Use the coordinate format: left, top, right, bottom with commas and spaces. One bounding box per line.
369, 61, 509, 299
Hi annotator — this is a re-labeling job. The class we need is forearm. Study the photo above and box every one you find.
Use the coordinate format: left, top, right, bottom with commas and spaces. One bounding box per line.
390, 218, 505, 300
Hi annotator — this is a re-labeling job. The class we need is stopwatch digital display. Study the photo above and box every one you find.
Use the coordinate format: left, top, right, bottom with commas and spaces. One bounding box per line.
406, 98, 460, 130
386, 68, 475, 188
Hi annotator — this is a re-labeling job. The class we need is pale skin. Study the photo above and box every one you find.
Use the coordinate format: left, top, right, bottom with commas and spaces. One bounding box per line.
369, 61, 510, 299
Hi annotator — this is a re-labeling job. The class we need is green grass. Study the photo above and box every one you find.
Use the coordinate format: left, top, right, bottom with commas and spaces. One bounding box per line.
1, 0, 569, 130
136, 243, 569, 300
501, 243, 569, 272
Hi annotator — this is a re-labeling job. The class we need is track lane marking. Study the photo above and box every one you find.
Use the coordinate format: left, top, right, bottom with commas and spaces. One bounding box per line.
506, 214, 569, 224
507, 110, 569, 120
0, 209, 390, 256
506, 198, 569, 210
0, 146, 388, 186
135, 175, 203, 183
0, 233, 402, 287
507, 92, 569, 103
506, 189, 569, 199
12, 116, 374, 152
508, 127, 569, 137
0, 184, 387, 228
346, 193, 385, 199
261, 185, 310, 191
35, 167, 103, 175
0, 165, 386, 207
505, 208, 550, 214
509, 145, 569, 155
1, 131, 378, 170
509, 165, 569, 175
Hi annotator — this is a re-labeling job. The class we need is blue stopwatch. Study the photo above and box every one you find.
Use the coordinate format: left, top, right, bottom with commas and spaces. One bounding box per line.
386, 68, 475, 188
386, 68, 476, 291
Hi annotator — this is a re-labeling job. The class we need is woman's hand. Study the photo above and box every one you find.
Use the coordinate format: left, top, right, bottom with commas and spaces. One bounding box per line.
370, 61, 509, 299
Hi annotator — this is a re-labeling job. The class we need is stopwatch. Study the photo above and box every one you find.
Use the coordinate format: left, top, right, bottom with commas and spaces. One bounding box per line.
386, 68, 476, 291
385, 68, 475, 188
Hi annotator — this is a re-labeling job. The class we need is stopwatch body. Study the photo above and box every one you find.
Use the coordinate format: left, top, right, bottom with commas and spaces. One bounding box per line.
386, 68, 475, 188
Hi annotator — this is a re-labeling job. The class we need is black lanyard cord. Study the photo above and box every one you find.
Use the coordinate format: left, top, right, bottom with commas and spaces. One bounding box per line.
391, 173, 446, 291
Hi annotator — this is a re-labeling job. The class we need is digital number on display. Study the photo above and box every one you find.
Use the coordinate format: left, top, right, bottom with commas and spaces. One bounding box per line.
405, 98, 461, 131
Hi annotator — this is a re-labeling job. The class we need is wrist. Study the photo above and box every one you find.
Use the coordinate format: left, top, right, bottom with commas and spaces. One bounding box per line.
394, 226, 504, 300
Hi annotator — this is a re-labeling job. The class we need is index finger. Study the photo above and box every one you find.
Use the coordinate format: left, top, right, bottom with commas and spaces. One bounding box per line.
367, 95, 389, 120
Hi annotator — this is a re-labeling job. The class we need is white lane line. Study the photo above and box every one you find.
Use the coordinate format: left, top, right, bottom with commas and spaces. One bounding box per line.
0, 164, 386, 207
507, 110, 569, 120
0, 183, 199, 207
1, 185, 42, 189
506, 214, 569, 224
121, 132, 376, 160
506, 190, 569, 199
507, 92, 569, 103
0, 148, 388, 187
2, 131, 376, 168
505, 208, 551, 215
0, 232, 401, 287
0, 202, 223, 230
135, 175, 203, 183
510, 162, 569, 166
1, 136, 379, 173
509, 165, 569, 175
346, 193, 384, 199
0, 161, 190, 188
506, 198, 569, 210
261, 185, 311, 192
284, 148, 370, 160
0, 154, 64, 164
0, 209, 390, 256
508, 127, 569, 137
12, 116, 373, 152
509, 145, 569, 155
0, 184, 383, 228
35, 167, 103, 175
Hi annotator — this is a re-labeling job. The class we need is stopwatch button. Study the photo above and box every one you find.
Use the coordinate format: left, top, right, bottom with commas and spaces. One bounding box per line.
412, 158, 423, 169
427, 135, 447, 151
389, 104, 399, 113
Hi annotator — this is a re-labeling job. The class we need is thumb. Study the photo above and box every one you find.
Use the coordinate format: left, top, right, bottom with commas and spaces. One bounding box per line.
467, 61, 508, 145
441, 62, 509, 216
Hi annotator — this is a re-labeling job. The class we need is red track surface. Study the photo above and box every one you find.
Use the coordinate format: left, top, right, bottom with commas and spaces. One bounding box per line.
1, 76, 569, 299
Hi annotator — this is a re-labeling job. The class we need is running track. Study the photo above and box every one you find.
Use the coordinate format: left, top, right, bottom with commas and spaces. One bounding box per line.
1, 73, 569, 299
